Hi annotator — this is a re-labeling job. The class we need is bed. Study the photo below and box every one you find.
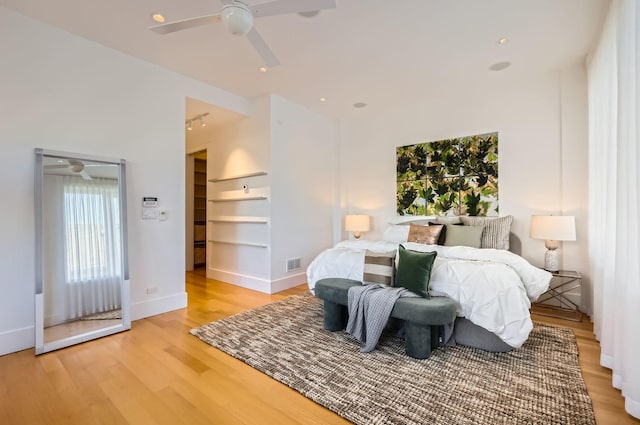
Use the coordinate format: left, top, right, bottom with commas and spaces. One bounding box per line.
306, 217, 552, 350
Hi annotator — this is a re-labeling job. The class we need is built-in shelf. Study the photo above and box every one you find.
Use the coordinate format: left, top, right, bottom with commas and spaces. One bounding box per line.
208, 240, 268, 248
208, 216, 268, 224
209, 171, 267, 182
193, 157, 207, 268
209, 196, 267, 202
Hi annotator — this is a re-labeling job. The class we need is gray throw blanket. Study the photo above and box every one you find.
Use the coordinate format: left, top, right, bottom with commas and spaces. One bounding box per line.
346, 284, 419, 353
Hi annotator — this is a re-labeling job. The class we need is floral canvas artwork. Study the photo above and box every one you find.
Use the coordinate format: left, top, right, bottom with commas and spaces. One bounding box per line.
396, 132, 498, 216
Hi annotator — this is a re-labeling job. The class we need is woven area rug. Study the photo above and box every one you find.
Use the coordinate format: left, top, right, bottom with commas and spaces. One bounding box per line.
80, 309, 122, 320
190, 293, 595, 425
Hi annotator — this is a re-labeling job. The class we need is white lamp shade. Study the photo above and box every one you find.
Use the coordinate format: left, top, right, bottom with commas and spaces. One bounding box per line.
530, 215, 576, 241
345, 215, 370, 232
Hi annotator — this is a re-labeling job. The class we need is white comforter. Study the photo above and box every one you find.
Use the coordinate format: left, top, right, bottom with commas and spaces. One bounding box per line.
307, 240, 552, 348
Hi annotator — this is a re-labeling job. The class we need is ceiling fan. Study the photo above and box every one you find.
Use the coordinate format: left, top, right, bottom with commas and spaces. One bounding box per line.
44, 160, 103, 180
149, 0, 337, 67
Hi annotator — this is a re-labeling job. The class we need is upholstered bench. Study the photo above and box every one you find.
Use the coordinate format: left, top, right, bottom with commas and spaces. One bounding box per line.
314, 278, 457, 359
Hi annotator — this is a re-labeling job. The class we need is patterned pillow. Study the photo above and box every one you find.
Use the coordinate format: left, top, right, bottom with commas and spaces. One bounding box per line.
459, 215, 513, 250
407, 223, 443, 245
363, 250, 396, 286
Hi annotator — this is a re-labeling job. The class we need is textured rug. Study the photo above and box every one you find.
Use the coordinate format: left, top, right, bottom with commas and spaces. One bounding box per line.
190, 293, 596, 425
80, 309, 122, 320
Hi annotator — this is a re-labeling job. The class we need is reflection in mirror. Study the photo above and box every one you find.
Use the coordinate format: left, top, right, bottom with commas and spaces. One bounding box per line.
35, 149, 130, 354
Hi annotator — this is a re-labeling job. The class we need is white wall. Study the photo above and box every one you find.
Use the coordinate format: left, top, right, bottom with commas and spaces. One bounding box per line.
0, 6, 250, 355
269, 95, 337, 290
204, 95, 339, 293
560, 62, 590, 313
339, 66, 589, 309
206, 97, 272, 291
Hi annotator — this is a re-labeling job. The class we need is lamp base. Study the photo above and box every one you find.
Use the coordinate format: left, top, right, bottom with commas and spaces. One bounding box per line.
544, 249, 559, 272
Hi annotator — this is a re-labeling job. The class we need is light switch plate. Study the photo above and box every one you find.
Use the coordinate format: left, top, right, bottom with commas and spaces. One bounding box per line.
142, 208, 159, 220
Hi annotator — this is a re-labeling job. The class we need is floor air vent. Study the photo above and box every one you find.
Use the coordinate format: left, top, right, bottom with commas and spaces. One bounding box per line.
286, 258, 301, 272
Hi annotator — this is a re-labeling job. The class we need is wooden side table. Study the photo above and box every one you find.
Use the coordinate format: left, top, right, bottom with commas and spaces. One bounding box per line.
533, 270, 582, 322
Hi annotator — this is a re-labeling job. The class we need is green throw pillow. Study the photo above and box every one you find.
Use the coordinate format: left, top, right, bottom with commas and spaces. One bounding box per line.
395, 245, 437, 298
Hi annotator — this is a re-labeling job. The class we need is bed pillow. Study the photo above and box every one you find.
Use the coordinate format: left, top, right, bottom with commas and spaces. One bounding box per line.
443, 224, 484, 248
363, 250, 396, 286
407, 223, 443, 245
434, 216, 462, 225
459, 215, 513, 250
382, 224, 410, 243
428, 221, 451, 245
395, 245, 437, 298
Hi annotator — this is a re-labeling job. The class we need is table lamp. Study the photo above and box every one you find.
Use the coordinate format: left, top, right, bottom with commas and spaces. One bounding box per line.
345, 214, 370, 239
530, 215, 576, 272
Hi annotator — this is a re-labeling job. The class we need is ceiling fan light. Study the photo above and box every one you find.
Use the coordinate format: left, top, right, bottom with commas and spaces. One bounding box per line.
199, 117, 206, 127
69, 162, 85, 173
221, 3, 254, 35
187, 120, 193, 131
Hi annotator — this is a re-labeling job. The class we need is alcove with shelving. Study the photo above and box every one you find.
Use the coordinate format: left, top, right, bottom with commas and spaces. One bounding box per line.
193, 157, 207, 267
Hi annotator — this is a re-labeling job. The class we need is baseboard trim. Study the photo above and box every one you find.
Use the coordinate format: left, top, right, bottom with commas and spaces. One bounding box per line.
131, 292, 188, 321
0, 325, 35, 356
271, 273, 308, 293
207, 268, 272, 293
207, 269, 307, 294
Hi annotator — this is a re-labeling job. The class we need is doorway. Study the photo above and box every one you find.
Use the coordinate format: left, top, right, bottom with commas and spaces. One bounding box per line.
186, 150, 207, 271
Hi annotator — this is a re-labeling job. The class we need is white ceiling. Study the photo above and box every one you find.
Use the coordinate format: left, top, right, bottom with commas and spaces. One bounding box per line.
1, 0, 609, 122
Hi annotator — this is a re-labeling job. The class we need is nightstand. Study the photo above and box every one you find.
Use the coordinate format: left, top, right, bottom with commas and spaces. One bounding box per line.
532, 270, 582, 322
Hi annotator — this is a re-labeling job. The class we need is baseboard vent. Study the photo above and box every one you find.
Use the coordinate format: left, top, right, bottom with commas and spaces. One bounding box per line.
286, 257, 302, 272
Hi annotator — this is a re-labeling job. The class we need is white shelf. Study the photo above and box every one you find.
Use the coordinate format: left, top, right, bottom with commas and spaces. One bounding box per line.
208, 216, 268, 224
209, 171, 267, 182
208, 240, 268, 248
208, 196, 267, 202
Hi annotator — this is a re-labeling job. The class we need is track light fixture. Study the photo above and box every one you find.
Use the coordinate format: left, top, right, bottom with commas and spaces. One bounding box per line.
185, 112, 210, 131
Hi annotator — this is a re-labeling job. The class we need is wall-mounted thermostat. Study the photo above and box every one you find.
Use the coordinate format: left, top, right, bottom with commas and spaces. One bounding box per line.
142, 196, 159, 220
142, 197, 158, 207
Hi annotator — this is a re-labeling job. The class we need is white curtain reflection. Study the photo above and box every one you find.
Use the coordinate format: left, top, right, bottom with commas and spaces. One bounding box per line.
45, 175, 121, 323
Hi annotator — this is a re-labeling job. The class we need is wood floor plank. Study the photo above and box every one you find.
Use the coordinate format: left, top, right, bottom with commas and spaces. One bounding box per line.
0, 270, 637, 425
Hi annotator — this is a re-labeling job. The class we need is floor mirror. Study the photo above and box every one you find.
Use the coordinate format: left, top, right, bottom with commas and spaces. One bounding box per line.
35, 148, 131, 354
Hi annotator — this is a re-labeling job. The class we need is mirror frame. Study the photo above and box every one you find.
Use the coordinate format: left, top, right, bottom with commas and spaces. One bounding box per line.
34, 148, 131, 354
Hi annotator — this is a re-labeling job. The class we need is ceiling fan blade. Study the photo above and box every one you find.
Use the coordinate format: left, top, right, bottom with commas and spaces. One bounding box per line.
44, 164, 68, 169
149, 13, 222, 35
250, 0, 336, 18
79, 170, 92, 181
246, 27, 280, 67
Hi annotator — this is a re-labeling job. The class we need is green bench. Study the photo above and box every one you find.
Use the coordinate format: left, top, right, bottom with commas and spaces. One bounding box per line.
314, 278, 457, 359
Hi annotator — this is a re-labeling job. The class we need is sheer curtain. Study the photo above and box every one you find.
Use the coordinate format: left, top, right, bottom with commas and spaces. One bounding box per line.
43, 174, 122, 321
63, 175, 122, 318
587, 0, 640, 418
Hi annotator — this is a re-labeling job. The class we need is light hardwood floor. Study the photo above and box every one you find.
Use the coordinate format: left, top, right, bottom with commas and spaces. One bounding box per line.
0, 270, 637, 425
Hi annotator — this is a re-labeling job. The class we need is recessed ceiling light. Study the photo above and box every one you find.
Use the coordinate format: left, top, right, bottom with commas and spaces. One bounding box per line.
489, 61, 511, 71
497, 37, 509, 45
152, 14, 166, 23
319, 97, 326, 102
259, 67, 267, 73
353, 102, 367, 109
